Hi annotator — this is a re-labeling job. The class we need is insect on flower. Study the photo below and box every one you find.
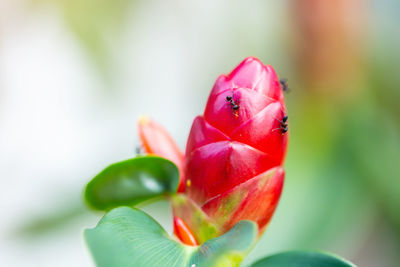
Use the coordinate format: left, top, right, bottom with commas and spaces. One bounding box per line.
273, 115, 288, 134
281, 115, 288, 134
226, 93, 240, 113
279, 78, 289, 93
226, 94, 239, 109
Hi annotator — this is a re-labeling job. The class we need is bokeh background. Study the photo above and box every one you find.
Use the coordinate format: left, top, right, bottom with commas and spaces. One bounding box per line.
1, 0, 399, 266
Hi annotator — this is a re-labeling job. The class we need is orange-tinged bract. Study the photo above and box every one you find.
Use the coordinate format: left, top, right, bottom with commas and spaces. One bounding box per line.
138, 116, 185, 192
173, 216, 198, 246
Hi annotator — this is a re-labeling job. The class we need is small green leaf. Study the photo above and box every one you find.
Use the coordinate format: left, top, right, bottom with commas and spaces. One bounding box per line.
85, 207, 257, 267
85, 156, 179, 210
250, 251, 356, 267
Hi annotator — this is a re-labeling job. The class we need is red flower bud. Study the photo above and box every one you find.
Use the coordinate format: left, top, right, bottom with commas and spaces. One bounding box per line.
138, 57, 288, 243
183, 57, 288, 236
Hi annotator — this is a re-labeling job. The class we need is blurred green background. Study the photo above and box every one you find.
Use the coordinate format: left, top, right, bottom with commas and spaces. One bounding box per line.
0, 0, 399, 266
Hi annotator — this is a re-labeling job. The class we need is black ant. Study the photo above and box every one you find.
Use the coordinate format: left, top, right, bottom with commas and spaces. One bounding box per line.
135, 145, 144, 155
273, 115, 288, 134
281, 115, 288, 133
279, 78, 289, 93
226, 94, 239, 111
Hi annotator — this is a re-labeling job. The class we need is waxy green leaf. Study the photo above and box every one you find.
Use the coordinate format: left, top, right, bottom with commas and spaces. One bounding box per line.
250, 251, 356, 267
85, 156, 179, 210
85, 207, 257, 267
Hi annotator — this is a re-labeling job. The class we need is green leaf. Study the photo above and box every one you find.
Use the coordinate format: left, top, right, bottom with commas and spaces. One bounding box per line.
85, 156, 180, 210
250, 251, 356, 267
85, 207, 257, 267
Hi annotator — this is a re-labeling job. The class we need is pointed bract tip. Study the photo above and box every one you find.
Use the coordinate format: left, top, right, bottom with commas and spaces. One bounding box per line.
138, 115, 150, 125
173, 216, 198, 246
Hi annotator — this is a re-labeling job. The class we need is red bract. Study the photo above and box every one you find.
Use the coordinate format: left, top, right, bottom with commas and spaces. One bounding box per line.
139, 57, 288, 244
